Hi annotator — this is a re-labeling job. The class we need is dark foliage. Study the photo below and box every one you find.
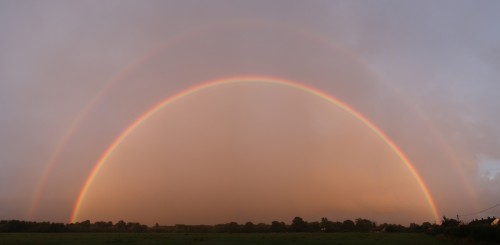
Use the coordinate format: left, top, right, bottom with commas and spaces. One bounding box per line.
341, 219, 355, 232
1, 215, 499, 243
355, 218, 375, 232
0, 220, 68, 232
432, 216, 500, 243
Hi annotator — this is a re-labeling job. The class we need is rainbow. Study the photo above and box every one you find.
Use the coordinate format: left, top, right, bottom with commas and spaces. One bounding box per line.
27, 19, 464, 220
70, 76, 440, 223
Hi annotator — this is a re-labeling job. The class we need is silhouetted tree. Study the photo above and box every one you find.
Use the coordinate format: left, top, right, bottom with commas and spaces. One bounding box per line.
382, 223, 407, 232
420, 221, 432, 231
409, 223, 421, 232
115, 220, 126, 231
270, 221, 287, 232
243, 222, 255, 233
307, 221, 321, 232
48, 223, 68, 232
254, 223, 270, 233
320, 217, 332, 232
225, 222, 240, 233
126, 222, 148, 232
355, 218, 375, 232
290, 217, 307, 232
441, 216, 459, 228
342, 219, 355, 232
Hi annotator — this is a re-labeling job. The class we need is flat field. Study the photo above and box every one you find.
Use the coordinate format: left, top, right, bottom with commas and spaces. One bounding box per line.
0, 232, 455, 245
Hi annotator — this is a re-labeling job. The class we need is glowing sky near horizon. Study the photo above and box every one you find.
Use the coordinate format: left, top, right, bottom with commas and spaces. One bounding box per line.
1, 0, 500, 225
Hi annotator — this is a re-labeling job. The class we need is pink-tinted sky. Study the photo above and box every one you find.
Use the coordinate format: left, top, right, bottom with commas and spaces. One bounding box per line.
1, 0, 499, 225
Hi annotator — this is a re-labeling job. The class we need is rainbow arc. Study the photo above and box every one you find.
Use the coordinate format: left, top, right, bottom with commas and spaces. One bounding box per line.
70, 76, 440, 223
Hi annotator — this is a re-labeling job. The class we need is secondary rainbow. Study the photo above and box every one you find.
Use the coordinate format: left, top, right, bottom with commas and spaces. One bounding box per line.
70, 76, 440, 223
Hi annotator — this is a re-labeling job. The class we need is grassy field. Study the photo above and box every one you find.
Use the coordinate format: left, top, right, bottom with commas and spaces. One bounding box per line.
0, 232, 456, 245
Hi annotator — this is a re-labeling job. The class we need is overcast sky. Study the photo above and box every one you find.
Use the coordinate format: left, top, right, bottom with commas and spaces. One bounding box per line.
1, 0, 500, 225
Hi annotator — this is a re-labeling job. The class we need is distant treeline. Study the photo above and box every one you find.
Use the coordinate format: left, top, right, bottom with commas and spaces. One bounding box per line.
0, 217, 406, 233
0, 217, 382, 233
1, 216, 499, 243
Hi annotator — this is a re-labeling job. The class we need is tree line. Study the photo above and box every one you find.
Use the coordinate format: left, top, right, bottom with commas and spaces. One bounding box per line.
1, 216, 499, 243
0, 217, 407, 233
